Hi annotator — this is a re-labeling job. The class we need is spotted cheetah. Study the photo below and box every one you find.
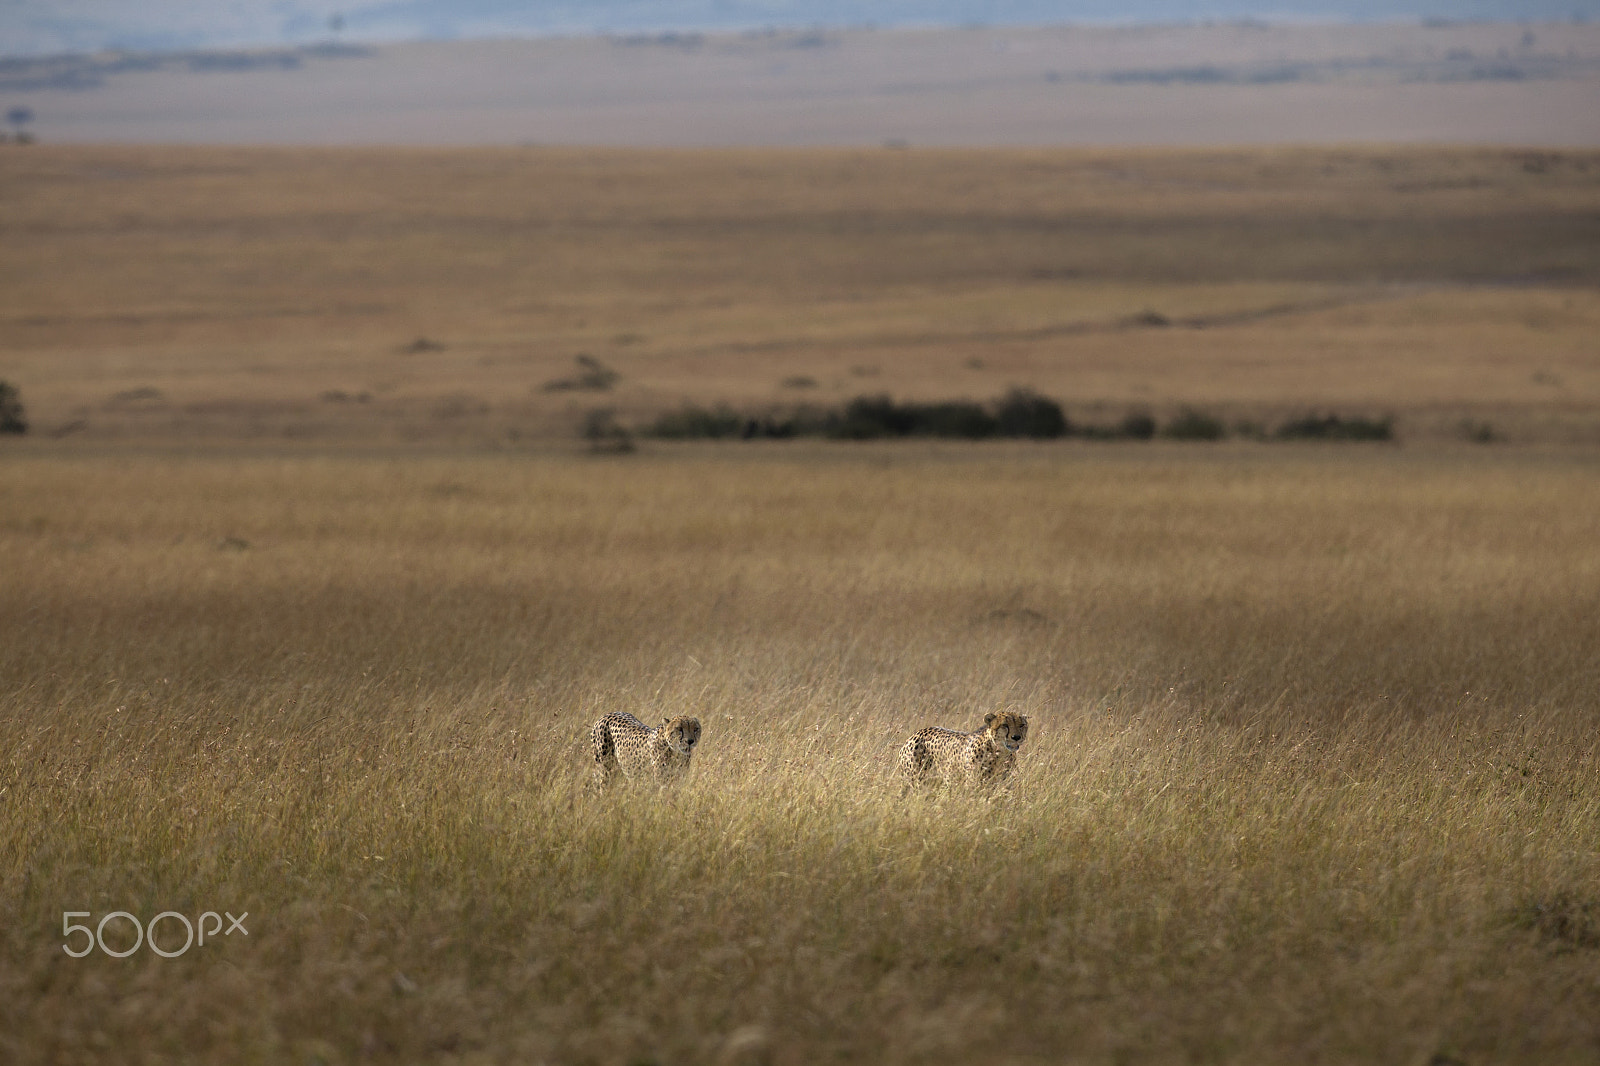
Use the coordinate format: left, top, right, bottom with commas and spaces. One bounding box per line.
898, 712, 1029, 793
589, 711, 702, 790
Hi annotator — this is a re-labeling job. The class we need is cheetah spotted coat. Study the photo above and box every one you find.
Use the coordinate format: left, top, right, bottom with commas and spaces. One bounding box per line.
589, 711, 702, 790
898, 712, 1029, 792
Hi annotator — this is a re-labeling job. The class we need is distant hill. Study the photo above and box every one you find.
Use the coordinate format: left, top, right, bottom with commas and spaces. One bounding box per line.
3, 22, 1598, 146
3, 0, 1599, 58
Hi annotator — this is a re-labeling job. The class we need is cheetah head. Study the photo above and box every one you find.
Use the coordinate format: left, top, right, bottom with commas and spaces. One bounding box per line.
983, 711, 1029, 752
661, 715, 702, 756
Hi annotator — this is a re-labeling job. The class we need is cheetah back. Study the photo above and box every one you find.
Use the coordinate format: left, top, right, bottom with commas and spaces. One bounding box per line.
590, 711, 701, 789
898, 712, 1028, 791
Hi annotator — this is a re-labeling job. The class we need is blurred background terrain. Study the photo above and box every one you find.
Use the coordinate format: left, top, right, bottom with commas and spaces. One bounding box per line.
3, 21, 1599, 145
2, 143, 1597, 446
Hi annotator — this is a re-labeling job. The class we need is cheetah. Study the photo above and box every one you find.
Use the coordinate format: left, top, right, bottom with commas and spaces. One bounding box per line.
589, 711, 702, 790
898, 711, 1029, 793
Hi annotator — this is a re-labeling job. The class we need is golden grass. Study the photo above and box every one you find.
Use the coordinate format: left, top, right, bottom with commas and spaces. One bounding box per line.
3, 145, 1599, 443
2, 140, 1598, 1061
2, 444, 1598, 1063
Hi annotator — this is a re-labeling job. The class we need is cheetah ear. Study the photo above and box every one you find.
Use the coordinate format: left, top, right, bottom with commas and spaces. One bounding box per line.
984, 712, 996, 726
662, 716, 671, 726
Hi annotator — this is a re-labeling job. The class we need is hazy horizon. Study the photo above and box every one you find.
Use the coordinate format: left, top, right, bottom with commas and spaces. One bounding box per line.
4, 1, 1600, 57
5, 19, 1598, 147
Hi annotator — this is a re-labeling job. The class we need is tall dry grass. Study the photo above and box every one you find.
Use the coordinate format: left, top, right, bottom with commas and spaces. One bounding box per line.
2, 443, 1598, 1063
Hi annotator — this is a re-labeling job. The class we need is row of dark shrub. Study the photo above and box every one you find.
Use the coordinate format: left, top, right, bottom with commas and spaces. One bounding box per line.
645, 390, 1392, 443
649, 390, 1084, 441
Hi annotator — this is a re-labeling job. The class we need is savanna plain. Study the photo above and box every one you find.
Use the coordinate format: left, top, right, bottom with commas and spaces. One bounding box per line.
2, 144, 1599, 1064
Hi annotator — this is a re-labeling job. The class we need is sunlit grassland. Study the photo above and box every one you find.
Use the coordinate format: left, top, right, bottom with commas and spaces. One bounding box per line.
2, 444, 1598, 1063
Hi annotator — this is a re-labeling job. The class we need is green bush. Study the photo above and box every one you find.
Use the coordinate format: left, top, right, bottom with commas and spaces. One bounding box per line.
0, 381, 26, 435
830, 395, 901, 439
1162, 407, 1227, 441
995, 388, 1069, 438
1232, 420, 1269, 441
907, 401, 999, 439
1275, 413, 1393, 441
581, 409, 635, 453
829, 396, 998, 439
542, 354, 620, 392
1118, 410, 1157, 440
648, 405, 746, 439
